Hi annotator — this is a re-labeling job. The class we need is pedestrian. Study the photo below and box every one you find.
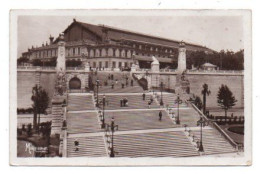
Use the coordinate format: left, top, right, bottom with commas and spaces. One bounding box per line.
142, 92, 146, 100
74, 140, 79, 152
111, 74, 114, 80
131, 79, 134, 86
122, 83, 125, 88
111, 83, 114, 89
148, 101, 151, 109
115, 79, 118, 84
159, 111, 162, 121
123, 97, 127, 107
108, 74, 111, 80
150, 95, 153, 103
125, 98, 128, 107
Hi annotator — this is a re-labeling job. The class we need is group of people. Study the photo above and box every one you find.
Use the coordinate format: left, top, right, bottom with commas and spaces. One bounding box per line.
102, 74, 134, 89
120, 97, 129, 107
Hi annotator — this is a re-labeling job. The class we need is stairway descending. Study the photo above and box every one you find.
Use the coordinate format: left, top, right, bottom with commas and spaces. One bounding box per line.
105, 110, 175, 131
67, 136, 107, 157
97, 94, 160, 110
51, 104, 63, 134
156, 93, 188, 108
113, 131, 199, 157
192, 128, 237, 155
92, 72, 144, 93
67, 112, 101, 134
98, 85, 144, 93
67, 94, 95, 111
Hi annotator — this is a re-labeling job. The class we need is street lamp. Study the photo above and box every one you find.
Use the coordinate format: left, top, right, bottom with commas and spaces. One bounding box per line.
106, 117, 119, 157
160, 82, 164, 106
197, 117, 208, 152
145, 70, 151, 91
175, 94, 182, 124
96, 79, 100, 107
101, 94, 107, 129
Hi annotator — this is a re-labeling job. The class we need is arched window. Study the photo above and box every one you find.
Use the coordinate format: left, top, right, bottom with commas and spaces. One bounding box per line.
95, 49, 100, 57
101, 48, 106, 57
127, 50, 131, 58
89, 49, 94, 57
108, 48, 113, 56
115, 49, 120, 57
121, 50, 126, 57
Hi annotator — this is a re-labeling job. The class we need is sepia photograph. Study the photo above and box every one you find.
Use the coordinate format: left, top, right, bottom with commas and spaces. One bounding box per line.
9, 9, 252, 166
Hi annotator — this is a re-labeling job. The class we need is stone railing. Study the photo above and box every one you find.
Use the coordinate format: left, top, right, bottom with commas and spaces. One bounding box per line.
17, 66, 56, 71
61, 106, 67, 157
187, 69, 244, 74
189, 101, 241, 151
159, 69, 177, 72
17, 66, 37, 70
66, 67, 85, 70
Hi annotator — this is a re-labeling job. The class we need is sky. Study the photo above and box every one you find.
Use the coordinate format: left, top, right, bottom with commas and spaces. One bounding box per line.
17, 15, 244, 57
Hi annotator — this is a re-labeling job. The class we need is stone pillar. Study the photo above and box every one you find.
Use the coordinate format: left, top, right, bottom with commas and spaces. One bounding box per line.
177, 41, 186, 73
56, 33, 66, 71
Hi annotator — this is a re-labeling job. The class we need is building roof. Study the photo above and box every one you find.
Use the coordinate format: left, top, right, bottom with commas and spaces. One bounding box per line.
62, 20, 214, 53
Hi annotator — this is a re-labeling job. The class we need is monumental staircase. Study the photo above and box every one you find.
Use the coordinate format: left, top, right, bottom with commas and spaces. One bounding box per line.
61, 72, 238, 158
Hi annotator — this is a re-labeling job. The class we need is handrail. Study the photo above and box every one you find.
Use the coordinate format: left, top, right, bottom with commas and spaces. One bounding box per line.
61, 97, 67, 157
189, 101, 240, 150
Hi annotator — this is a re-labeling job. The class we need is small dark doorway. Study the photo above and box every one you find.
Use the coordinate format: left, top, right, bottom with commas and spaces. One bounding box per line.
69, 77, 81, 89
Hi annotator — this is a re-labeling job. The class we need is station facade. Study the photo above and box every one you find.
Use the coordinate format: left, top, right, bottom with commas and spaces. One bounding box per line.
21, 19, 213, 70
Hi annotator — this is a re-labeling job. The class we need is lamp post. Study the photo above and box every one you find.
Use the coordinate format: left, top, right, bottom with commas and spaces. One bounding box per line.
160, 81, 164, 106
197, 117, 208, 152
101, 94, 107, 129
145, 70, 149, 90
96, 79, 100, 107
175, 94, 182, 124
106, 117, 118, 157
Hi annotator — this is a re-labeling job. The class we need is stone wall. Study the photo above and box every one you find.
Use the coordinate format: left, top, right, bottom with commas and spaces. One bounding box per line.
187, 74, 244, 108
17, 71, 37, 108
17, 71, 57, 108
149, 72, 243, 108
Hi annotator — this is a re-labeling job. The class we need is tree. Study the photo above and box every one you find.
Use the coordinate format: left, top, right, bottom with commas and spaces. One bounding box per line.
17, 57, 29, 65
201, 83, 211, 114
31, 85, 49, 131
217, 84, 237, 122
194, 96, 203, 110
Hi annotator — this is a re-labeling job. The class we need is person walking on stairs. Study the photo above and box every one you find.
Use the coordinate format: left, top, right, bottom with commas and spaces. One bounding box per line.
159, 111, 162, 121
74, 139, 79, 152
131, 79, 134, 86
142, 92, 146, 100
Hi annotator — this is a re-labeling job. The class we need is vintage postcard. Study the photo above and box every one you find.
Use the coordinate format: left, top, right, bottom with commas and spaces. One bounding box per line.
9, 9, 252, 166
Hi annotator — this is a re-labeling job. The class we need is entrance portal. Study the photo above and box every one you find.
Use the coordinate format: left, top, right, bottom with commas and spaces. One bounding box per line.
69, 77, 81, 89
